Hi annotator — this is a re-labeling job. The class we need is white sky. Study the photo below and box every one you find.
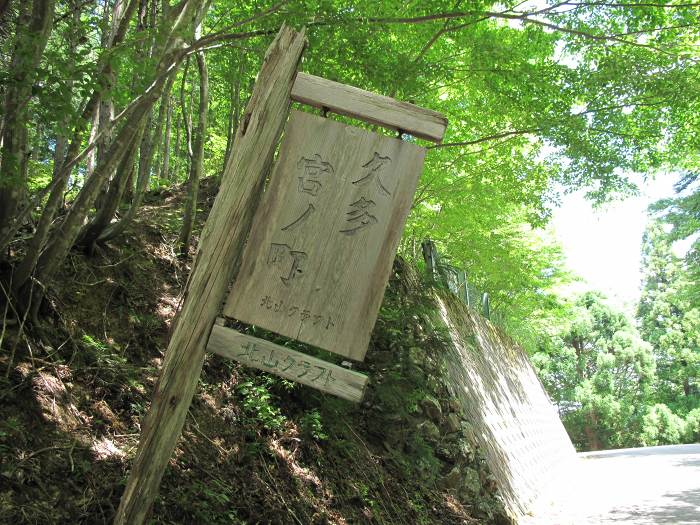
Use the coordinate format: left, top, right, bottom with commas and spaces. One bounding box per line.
551, 174, 685, 311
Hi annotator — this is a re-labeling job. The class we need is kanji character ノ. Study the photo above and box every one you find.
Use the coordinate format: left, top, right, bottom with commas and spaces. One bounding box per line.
281, 203, 316, 231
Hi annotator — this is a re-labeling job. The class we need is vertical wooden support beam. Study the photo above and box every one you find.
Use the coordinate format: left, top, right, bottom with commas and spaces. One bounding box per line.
422, 239, 436, 278
114, 25, 307, 525
460, 270, 469, 306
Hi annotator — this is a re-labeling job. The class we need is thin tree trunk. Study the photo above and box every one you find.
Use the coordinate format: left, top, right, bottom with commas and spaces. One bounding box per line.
31, 122, 42, 161
54, 135, 68, 178
0, 0, 139, 260
583, 410, 601, 450
53, 0, 80, 172
177, 40, 208, 256
11, 0, 80, 291
172, 110, 181, 181
224, 56, 243, 166
159, 95, 172, 181
85, 102, 100, 179
30, 0, 205, 289
0, 0, 55, 234
180, 58, 193, 163
97, 72, 177, 243
86, 0, 112, 181
76, 124, 145, 250
0, 0, 11, 23
96, 0, 141, 211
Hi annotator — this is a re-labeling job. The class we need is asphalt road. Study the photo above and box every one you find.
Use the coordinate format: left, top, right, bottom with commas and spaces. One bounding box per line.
526, 444, 700, 524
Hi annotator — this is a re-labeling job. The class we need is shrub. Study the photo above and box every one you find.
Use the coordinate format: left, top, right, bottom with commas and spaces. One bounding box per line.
683, 408, 700, 443
640, 404, 685, 446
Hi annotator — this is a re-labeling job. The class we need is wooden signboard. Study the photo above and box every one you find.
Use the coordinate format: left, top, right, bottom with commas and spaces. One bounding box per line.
208, 321, 368, 402
118, 28, 447, 525
223, 109, 426, 361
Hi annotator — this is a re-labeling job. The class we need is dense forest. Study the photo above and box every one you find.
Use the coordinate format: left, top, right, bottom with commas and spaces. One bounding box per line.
0, 0, 699, 519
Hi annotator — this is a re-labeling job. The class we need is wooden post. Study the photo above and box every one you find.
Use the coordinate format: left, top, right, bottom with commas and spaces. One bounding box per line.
114, 26, 307, 525
422, 239, 436, 278
460, 270, 469, 306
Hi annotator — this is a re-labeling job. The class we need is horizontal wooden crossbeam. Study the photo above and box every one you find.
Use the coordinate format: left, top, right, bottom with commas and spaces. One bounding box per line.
291, 73, 448, 143
207, 322, 369, 402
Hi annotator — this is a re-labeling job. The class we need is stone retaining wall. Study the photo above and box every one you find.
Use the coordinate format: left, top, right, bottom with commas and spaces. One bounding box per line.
435, 293, 576, 521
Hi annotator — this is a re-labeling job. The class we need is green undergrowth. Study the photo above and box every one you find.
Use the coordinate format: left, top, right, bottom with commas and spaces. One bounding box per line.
0, 178, 508, 524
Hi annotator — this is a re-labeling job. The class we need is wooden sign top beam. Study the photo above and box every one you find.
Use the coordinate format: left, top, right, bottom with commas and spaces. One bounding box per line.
291, 73, 448, 143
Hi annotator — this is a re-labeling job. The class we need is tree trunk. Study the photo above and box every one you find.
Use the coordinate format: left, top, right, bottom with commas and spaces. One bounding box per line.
31, 0, 206, 288
0, 0, 138, 282
97, 72, 177, 243
94, 0, 131, 210
11, 0, 81, 291
76, 124, 145, 250
88, 0, 114, 188
114, 26, 307, 524
180, 58, 194, 162
159, 95, 172, 181
583, 410, 601, 451
177, 42, 208, 256
0, 0, 55, 235
0, 0, 11, 23
224, 56, 244, 167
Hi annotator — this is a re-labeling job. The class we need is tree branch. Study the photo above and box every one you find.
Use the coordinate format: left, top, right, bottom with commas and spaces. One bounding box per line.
429, 128, 542, 149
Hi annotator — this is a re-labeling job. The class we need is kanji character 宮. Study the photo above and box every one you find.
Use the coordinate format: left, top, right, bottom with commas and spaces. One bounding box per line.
297, 154, 334, 196
339, 197, 378, 235
352, 152, 392, 196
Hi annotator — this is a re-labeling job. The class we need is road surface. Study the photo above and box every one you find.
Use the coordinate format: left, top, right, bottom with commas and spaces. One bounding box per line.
526, 444, 700, 524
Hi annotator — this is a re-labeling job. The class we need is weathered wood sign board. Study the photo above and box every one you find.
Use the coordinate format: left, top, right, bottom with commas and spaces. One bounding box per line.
223, 109, 426, 361
119, 28, 447, 525
208, 321, 368, 402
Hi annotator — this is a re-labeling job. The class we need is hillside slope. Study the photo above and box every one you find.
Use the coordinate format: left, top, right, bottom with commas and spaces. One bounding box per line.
0, 179, 509, 524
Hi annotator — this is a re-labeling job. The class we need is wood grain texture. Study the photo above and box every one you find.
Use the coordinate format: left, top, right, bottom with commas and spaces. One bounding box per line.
224, 110, 425, 361
114, 26, 307, 525
208, 323, 368, 402
291, 73, 447, 143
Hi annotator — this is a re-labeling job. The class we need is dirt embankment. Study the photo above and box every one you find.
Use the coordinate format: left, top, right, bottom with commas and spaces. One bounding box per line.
0, 179, 508, 524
